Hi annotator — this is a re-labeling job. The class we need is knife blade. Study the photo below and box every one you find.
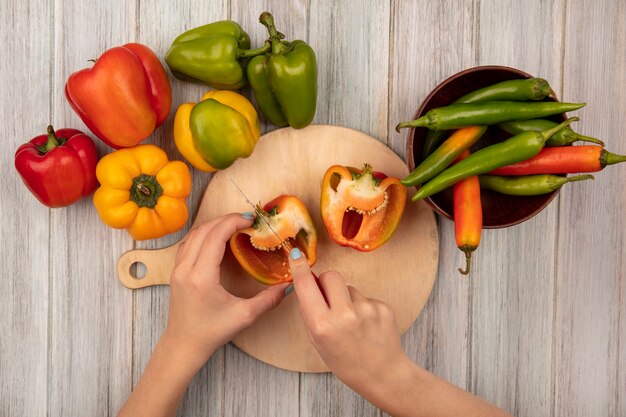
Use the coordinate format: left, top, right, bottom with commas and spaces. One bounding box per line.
226, 175, 327, 302
226, 175, 293, 253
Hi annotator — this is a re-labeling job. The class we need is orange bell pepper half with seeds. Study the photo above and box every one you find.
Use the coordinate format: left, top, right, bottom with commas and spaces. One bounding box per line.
320, 164, 407, 251
229, 195, 317, 285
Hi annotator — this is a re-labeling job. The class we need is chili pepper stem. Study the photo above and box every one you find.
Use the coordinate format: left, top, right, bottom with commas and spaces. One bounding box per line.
259, 12, 289, 54
236, 41, 272, 59
576, 133, 605, 146
37, 125, 63, 154
396, 119, 422, 132
539, 117, 579, 144
548, 174, 594, 191
566, 174, 595, 183
458, 248, 474, 275
602, 150, 626, 166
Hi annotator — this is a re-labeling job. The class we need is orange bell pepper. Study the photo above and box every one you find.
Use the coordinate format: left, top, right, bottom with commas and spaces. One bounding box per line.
229, 195, 317, 285
65, 43, 172, 149
320, 164, 407, 251
93, 144, 191, 240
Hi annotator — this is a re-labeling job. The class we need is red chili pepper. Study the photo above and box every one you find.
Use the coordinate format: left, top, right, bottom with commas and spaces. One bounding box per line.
65, 43, 172, 149
15, 125, 99, 208
453, 150, 482, 275
490, 145, 626, 175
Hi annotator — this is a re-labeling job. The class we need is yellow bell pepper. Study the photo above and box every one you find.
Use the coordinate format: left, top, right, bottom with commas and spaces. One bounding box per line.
93, 144, 192, 240
173, 90, 260, 171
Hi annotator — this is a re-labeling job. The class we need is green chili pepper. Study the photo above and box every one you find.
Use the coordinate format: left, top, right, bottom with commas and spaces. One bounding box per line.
397, 101, 584, 132
402, 126, 487, 187
457, 78, 556, 103
420, 78, 557, 158
165, 20, 270, 89
497, 119, 605, 147
411, 118, 578, 202
247, 12, 317, 129
478, 174, 594, 196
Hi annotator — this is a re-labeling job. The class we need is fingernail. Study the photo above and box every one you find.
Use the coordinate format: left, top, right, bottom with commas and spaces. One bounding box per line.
284, 284, 294, 296
242, 211, 254, 220
290, 247, 302, 260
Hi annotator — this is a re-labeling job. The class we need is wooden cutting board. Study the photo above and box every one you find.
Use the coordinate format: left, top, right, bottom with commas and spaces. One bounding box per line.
117, 125, 439, 372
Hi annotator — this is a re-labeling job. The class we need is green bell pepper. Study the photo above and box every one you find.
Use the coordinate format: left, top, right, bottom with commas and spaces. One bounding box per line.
165, 20, 269, 90
247, 12, 317, 129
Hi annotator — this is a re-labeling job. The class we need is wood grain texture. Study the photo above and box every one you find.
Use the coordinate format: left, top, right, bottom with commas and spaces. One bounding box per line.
0, 0, 51, 416
302, 1, 391, 415
226, 2, 303, 415
133, 2, 228, 417
389, 0, 478, 394
47, 0, 135, 415
555, 1, 626, 416
469, 1, 565, 416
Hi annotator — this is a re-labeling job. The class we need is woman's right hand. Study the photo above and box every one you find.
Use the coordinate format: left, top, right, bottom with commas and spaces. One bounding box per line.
287, 248, 513, 417
287, 248, 415, 395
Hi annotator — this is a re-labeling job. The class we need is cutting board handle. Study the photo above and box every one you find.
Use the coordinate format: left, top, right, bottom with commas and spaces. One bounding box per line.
116, 243, 179, 289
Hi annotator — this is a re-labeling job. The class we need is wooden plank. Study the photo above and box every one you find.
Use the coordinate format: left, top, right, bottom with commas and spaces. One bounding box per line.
469, 1, 565, 416
47, 0, 136, 415
0, 0, 51, 415
222, 2, 301, 416
132, 1, 229, 417
555, 1, 626, 416
294, 1, 392, 416
388, 0, 479, 395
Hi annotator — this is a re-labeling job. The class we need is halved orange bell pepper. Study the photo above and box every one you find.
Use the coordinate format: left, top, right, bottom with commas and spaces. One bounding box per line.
229, 195, 317, 285
320, 164, 407, 251
93, 144, 191, 240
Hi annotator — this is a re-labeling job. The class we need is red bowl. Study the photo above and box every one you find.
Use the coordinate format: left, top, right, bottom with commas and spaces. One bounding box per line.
405, 65, 567, 228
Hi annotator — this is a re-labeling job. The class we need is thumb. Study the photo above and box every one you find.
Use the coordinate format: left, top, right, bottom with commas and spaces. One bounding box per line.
242, 282, 290, 321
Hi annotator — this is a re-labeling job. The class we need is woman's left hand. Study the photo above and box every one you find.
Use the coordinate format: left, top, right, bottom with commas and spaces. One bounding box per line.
163, 213, 290, 371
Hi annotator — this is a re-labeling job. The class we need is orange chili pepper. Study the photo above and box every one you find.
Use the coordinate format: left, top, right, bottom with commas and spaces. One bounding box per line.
453, 150, 482, 275
401, 126, 487, 186
490, 145, 626, 175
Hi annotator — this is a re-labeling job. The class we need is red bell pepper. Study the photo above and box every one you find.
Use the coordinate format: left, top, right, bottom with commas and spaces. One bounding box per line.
65, 43, 172, 149
320, 164, 407, 252
15, 125, 99, 208
229, 195, 317, 285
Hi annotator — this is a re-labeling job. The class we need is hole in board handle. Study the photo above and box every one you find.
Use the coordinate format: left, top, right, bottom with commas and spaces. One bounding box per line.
129, 262, 147, 280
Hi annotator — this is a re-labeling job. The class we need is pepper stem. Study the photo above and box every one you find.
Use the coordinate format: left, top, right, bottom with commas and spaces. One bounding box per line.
601, 150, 626, 167
396, 119, 422, 132
458, 249, 473, 275
539, 117, 579, 144
575, 133, 605, 146
259, 11, 289, 54
136, 183, 152, 196
130, 174, 163, 208
37, 125, 64, 154
237, 40, 272, 59
565, 174, 595, 183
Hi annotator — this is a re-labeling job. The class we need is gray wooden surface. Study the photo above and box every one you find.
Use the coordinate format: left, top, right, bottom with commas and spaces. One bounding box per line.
1, 0, 624, 416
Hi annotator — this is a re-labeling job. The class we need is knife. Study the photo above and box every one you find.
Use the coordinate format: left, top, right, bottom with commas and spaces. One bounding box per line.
226, 175, 293, 253
226, 175, 327, 301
